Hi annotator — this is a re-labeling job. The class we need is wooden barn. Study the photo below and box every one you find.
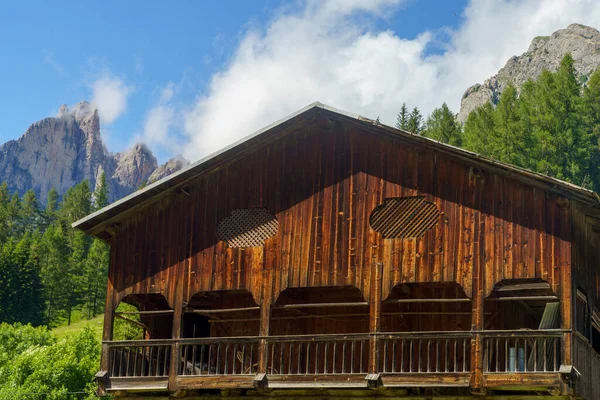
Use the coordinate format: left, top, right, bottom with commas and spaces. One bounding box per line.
74, 103, 600, 399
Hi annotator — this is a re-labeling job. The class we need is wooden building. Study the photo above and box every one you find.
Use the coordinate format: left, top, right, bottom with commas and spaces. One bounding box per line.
74, 103, 600, 399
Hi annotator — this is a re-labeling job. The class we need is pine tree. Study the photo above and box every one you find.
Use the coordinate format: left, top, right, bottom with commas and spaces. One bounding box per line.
423, 103, 462, 146
462, 102, 497, 156
65, 230, 86, 325
22, 190, 41, 234
94, 172, 109, 211
59, 180, 92, 225
39, 223, 70, 325
407, 107, 424, 134
84, 239, 109, 318
395, 103, 409, 130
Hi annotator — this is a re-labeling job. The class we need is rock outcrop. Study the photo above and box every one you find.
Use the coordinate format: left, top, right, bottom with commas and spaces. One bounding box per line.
147, 156, 189, 184
0, 102, 184, 203
458, 24, 600, 122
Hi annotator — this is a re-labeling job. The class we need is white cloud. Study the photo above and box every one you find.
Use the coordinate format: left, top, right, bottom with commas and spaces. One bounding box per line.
138, 82, 179, 154
90, 73, 133, 125
180, 0, 600, 161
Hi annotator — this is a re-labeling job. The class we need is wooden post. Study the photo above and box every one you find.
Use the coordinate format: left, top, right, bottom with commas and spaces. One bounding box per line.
470, 210, 485, 393
369, 262, 383, 374
560, 264, 573, 396
258, 256, 274, 376
168, 268, 185, 391
98, 240, 117, 396
168, 298, 183, 391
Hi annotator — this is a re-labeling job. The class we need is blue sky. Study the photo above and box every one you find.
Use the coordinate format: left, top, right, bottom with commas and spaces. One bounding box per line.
1, 0, 598, 163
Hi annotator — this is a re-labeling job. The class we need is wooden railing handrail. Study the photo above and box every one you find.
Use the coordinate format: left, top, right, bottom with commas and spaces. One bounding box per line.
104, 330, 564, 346
481, 330, 565, 337
102, 330, 566, 387
104, 339, 175, 346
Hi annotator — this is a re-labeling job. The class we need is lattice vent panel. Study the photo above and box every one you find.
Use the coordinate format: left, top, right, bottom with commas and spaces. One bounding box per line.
217, 208, 278, 247
370, 196, 440, 239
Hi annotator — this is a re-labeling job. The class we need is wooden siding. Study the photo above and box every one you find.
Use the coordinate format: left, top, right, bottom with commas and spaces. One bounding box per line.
107, 117, 572, 312
573, 334, 600, 400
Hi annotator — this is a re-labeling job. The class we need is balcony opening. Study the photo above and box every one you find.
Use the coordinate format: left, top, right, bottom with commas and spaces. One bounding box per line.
379, 283, 472, 374
110, 294, 174, 379
483, 279, 561, 373
180, 290, 260, 376
381, 282, 472, 332
113, 293, 173, 340
268, 286, 369, 374
184, 290, 260, 337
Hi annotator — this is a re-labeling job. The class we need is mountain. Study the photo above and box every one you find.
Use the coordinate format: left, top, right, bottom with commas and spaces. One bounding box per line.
458, 23, 600, 122
147, 155, 189, 184
0, 102, 185, 203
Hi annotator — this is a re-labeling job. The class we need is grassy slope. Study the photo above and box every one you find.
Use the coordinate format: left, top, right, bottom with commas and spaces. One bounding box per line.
52, 314, 104, 341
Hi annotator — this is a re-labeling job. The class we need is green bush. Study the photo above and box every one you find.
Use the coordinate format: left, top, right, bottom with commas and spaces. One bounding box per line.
0, 323, 100, 400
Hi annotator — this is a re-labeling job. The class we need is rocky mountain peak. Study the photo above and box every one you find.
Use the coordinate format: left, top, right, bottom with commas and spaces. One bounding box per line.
0, 102, 185, 204
457, 23, 600, 122
113, 143, 158, 190
148, 155, 190, 184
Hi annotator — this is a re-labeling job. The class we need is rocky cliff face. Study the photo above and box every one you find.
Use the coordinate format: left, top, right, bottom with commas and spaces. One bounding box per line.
458, 24, 600, 122
0, 102, 184, 203
147, 155, 189, 184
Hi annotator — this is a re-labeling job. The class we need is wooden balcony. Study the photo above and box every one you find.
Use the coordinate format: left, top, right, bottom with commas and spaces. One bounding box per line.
101, 330, 566, 395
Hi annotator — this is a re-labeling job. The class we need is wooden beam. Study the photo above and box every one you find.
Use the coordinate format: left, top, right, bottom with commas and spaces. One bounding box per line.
470, 192, 485, 394
493, 296, 558, 302
274, 302, 368, 309
384, 298, 471, 304
258, 251, 274, 375
369, 262, 383, 374
114, 313, 148, 330
114, 310, 174, 316
185, 306, 260, 314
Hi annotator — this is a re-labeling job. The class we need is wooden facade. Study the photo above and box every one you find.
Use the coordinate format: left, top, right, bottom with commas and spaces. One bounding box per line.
75, 103, 600, 399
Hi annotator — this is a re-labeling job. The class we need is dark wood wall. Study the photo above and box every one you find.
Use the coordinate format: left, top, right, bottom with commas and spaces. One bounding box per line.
107, 117, 572, 315
571, 204, 600, 310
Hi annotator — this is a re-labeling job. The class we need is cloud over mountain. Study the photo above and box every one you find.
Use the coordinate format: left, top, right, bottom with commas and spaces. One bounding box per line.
180, 0, 600, 161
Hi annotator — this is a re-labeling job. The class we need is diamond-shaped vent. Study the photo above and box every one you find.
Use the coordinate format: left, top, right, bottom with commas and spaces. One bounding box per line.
217, 208, 278, 247
370, 196, 440, 239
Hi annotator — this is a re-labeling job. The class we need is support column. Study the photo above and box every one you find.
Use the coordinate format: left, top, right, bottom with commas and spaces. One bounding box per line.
168, 259, 185, 392
168, 297, 183, 391
98, 240, 117, 396
258, 259, 274, 377
369, 262, 383, 375
560, 265, 573, 395
470, 211, 485, 393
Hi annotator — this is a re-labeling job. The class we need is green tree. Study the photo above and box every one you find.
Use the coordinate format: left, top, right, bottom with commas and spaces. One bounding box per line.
59, 180, 92, 225
21, 190, 41, 234
423, 103, 462, 146
462, 102, 497, 156
93, 172, 109, 211
83, 239, 109, 319
39, 224, 70, 325
395, 103, 409, 130
407, 107, 424, 134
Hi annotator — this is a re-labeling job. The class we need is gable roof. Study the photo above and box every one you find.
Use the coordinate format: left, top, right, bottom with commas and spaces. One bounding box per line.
73, 102, 600, 238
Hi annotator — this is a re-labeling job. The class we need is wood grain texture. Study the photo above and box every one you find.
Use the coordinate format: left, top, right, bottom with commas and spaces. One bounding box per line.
106, 119, 571, 314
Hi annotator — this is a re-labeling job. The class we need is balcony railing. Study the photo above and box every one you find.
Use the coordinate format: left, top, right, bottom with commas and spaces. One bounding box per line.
378, 332, 472, 374
178, 337, 260, 376
482, 330, 562, 373
103, 330, 564, 391
108, 339, 172, 378
266, 333, 370, 375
